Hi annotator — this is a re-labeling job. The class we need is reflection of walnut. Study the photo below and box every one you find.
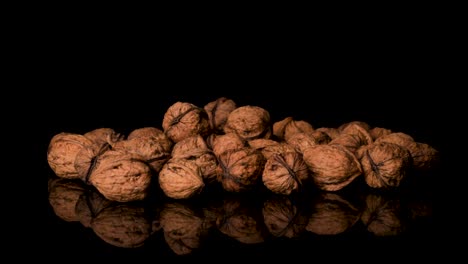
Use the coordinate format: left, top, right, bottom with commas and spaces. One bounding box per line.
48, 178, 85, 222
361, 193, 406, 236
263, 195, 309, 238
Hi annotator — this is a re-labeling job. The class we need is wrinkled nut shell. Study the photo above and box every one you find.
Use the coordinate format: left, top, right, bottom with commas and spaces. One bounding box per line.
84, 128, 124, 147
315, 127, 340, 140
338, 121, 371, 132
359, 142, 412, 188
262, 152, 309, 195
285, 132, 319, 154
159, 158, 205, 199
361, 194, 405, 236
262, 196, 309, 238
369, 127, 392, 141
374, 132, 415, 147
272, 117, 315, 141
89, 150, 153, 202
224, 105, 271, 140
208, 133, 246, 157
216, 148, 265, 192
47, 133, 94, 179
406, 142, 439, 170
303, 145, 362, 191
162, 101, 210, 143
48, 178, 85, 222
204, 97, 237, 133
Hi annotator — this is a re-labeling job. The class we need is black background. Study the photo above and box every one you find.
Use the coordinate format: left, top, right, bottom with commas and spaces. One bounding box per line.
41, 25, 445, 261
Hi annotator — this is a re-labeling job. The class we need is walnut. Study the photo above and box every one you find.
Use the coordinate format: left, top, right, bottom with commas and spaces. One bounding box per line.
285, 132, 319, 154
217, 197, 266, 244
47, 133, 94, 179
162, 101, 210, 143
208, 133, 246, 157
48, 178, 85, 222
369, 127, 392, 141
88, 149, 153, 202
83, 127, 124, 147
374, 132, 415, 146
310, 130, 332, 145
159, 158, 205, 199
91, 202, 153, 248
113, 127, 172, 173
216, 147, 265, 192
171, 135, 218, 183
75, 187, 113, 228
306, 192, 361, 235
204, 97, 237, 133
160, 202, 205, 255
272, 117, 314, 141
315, 127, 340, 140
361, 193, 406, 236
338, 121, 371, 132
249, 138, 295, 159
262, 152, 310, 195
262, 195, 309, 238
357, 142, 412, 189
303, 144, 362, 191
224, 105, 272, 140
330, 123, 373, 154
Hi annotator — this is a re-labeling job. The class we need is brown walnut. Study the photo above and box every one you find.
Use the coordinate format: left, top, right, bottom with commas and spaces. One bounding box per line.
204, 97, 237, 133
162, 101, 210, 143
159, 158, 205, 199
224, 105, 272, 140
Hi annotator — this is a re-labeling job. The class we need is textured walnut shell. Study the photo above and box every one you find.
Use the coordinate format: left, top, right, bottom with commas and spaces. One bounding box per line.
84, 128, 124, 147
217, 198, 266, 244
338, 121, 371, 132
208, 133, 246, 157
159, 158, 205, 199
358, 142, 412, 189
361, 193, 406, 236
160, 202, 205, 255
405, 142, 439, 171
249, 139, 296, 159
204, 97, 237, 133
303, 145, 362, 191
330, 124, 373, 154
369, 127, 392, 141
262, 152, 310, 195
48, 178, 85, 222
88, 150, 152, 202
216, 147, 265, 192
113, 133, 171, 173
224, 105, 271, 140
262, 195, 309, 238
47, 133, 94, 179
315, 127, 340, 140
162, 101, 210, 143
91, 203, 152, 248
285, 132, 319, 154
306, 193, 361, 235
310, 130, 332, 145
273, 117, 315, 141
75, 188, 113, 228
74, 142, 111, 184
172, 135, 217, 183
374, 132, 415, 146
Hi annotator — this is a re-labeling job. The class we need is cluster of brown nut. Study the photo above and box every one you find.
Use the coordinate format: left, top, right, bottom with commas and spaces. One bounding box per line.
49, 177, 430, 252
47, 97, 439, 202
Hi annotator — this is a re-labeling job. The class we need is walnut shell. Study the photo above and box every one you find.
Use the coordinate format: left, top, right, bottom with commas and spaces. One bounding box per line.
285, 132, 319, 154
358, 142, 412, 189
273, 117, 315, 141
74, 142, 111, 184
330, 124, 373, 153
369, 127, 392, 140
374, 132, 415, 146
303, 145, 362, 191
315, 127, 340, 140
204, 97, 237, 133
224, 105, 271, 140
310, 130, 332, 145
91, 203, 152, 248
83, 128, 124, 147
159, 158, 205, 199
208, 133, 246, 157
47, 133, 94, 179
262, 152, 310, 195
160, 202, 205, 255
249, 139, 295, 159
162, 101, 210, 143
75, 188, 113, 228
361, 193, 406, 236
171, 135, 217, 183
216, 147, 265, 192
405, 142, 439, 171
88, 150, 153, 202
306, 192, 361, 235
262, 195, 309, 238
48, 178, 85, 222
113, 129, 171, 173
338, 121, 371, 132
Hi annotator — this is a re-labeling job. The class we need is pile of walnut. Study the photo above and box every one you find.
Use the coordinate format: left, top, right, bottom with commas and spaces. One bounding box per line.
47, 97, 439, 202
